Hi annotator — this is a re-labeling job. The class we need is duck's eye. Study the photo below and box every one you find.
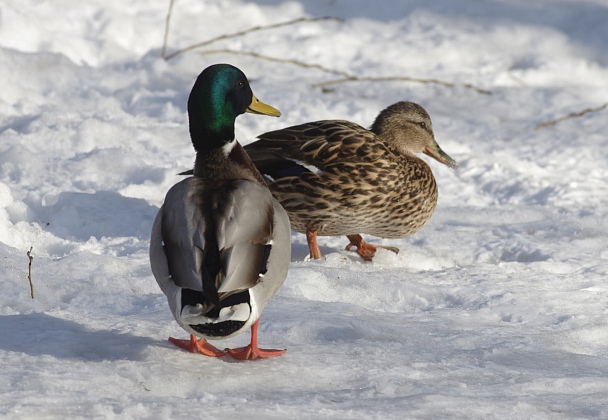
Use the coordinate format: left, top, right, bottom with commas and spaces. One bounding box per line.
418, 122, 427, 129
236, 81, 245, 90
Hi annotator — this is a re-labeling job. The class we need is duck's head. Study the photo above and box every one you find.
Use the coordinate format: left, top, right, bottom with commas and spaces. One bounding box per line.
188, 64, 281, 152
371, 101, 458, 169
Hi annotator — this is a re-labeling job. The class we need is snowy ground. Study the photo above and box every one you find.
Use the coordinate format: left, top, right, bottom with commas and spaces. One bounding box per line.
1, 0, 608, 418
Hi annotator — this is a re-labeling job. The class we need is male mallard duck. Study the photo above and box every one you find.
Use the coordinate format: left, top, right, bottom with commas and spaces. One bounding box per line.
244, 101, 458, 261
150, 64, 291, 360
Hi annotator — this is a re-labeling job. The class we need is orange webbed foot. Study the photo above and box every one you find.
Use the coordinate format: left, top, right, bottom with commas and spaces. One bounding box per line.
168, 335, 226, 357
225, 319, 286, 360
225, 346, 286, 360
345, 234, 399, 261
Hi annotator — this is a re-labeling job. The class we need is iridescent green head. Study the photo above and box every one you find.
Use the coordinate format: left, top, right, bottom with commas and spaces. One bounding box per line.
187, 64, 281, 152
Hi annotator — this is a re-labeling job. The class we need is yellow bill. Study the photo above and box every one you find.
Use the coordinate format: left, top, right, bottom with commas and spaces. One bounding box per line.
247, 93, 281, 117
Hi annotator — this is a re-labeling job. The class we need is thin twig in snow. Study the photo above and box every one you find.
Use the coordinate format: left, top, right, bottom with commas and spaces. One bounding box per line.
161, 0, 176, 59
27, 247, 34, 299
534, 103, 608, 130
163, 17, 342, 61
198, 49, 352, 77
316, 76, 492, 95
198, 48, 491, 95
160, 2, 487, 95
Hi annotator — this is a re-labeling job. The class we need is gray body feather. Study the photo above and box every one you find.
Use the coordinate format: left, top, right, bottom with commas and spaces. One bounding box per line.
150, 176, 291, 339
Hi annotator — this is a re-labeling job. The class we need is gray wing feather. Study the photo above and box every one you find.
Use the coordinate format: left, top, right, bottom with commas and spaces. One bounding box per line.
214, 180, 274, 295
154, 177, 277, 299
160, 178, 206, 291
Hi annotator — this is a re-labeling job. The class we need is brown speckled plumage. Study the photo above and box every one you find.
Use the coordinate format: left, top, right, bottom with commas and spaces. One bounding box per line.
245, 101, 458, 260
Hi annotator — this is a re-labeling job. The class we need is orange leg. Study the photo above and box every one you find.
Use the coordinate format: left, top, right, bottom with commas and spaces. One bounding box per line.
225, 319, 286, 360
306, 228, 322, 259
345, 234, 399, 261
168, 334, 226, 357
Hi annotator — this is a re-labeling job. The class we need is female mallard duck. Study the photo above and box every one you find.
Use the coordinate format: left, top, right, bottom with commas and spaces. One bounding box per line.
150, 64, 291, 360
244, 101, 458, 261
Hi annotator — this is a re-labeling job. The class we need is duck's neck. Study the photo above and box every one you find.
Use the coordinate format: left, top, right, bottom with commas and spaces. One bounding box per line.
190, 122, 235, 153
193, 140, 266, 185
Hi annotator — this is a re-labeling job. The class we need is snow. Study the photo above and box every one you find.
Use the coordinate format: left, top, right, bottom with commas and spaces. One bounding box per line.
1, 0, 608, 418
